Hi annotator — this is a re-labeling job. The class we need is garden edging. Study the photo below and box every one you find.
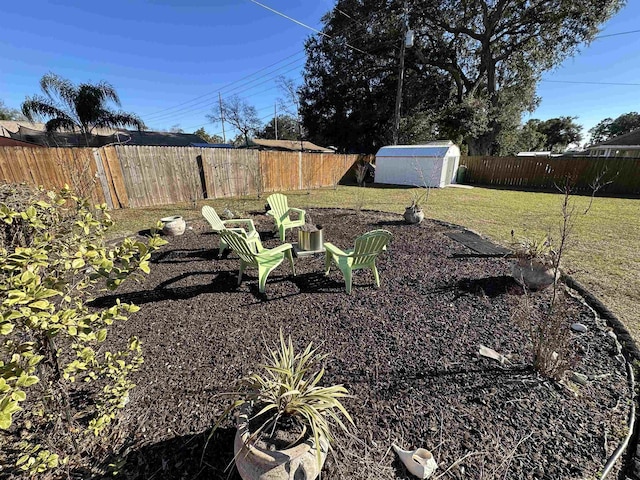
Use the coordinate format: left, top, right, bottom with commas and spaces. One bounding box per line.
563, 274, 640, 480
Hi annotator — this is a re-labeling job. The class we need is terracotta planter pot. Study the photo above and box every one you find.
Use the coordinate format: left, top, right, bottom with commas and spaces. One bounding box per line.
160, 216, 186, 236
511, 258, 557, 291
403, 206, 424, 224
234, 408, 328, 480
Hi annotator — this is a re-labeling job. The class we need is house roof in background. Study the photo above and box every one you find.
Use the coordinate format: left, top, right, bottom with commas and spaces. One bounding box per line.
190, 142, 235, 148
0, 137, 44, 147
591, 128, 640, 148
0, 121, 205, 147
250, 138, 334, 153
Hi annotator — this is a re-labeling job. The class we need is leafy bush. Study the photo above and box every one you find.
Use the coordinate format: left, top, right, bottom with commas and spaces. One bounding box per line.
0, 184, 166, 476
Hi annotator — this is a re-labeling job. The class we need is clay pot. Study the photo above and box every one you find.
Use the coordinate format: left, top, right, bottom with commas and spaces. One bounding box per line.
403, 206, 424, 224
234, 408, 328, 480
160, 216, 186, 236
511, 258, 557, 291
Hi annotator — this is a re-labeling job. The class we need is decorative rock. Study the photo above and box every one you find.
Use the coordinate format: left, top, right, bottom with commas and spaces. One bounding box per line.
571, 323, 588, 333
607, 331, 618, 341
570, 372, 589, 386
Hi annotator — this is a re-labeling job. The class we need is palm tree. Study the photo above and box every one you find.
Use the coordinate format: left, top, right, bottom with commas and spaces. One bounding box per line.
22, 73, 145, 146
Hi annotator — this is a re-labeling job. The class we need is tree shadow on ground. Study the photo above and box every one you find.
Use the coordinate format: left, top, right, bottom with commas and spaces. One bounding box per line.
374, 219, 406, 227
290, 271, 345, 294
99, 427, 240, 480
90, 271, 241, 307
428, 276, 523, 299
152, 247, 218, 264
456, 276, 523, 297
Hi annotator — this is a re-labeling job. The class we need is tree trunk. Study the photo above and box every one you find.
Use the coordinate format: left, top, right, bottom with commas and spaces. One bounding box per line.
467, 133, 494, 156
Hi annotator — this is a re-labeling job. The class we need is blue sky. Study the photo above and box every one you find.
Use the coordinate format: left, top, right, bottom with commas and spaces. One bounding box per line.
1, 0, 638, 144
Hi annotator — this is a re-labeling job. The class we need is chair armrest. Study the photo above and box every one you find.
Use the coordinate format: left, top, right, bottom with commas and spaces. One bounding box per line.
286, 208, 305, 223
223, 218, 256, 232
226, 227, 248, 237
266, 210, 275, 217
258, 243, 293, 257
324, 242, 351, 257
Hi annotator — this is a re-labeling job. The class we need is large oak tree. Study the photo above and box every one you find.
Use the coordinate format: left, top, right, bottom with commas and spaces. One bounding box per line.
302, 0, 623, 154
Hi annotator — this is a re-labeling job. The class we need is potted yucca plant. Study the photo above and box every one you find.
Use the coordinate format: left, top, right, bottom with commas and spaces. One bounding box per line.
511, 233, 558, 291
403, 189, 428, 224
208, 332, 354, 480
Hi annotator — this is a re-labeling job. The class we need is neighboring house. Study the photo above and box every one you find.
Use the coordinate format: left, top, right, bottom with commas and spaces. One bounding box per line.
586, 128, 640, 158
0, 121, 205, 147
248, 138, 334, 153
516, 151, 552, 157
190, 142, 236, 148
0, 136, 44, 147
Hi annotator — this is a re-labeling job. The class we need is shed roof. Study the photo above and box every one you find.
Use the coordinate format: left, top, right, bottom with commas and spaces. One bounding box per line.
376, 141, 459, 158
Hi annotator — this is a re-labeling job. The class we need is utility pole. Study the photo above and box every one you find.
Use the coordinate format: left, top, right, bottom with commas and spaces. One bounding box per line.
274, 103, 278, 140
393, 0, 411, 145
218, 92, 226, 143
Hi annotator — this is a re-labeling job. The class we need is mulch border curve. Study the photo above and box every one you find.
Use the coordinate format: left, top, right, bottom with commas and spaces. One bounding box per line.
563, 274, 640, 480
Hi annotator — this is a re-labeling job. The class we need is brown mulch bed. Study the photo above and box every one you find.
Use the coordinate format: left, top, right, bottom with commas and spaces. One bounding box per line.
91, 208, 630, 479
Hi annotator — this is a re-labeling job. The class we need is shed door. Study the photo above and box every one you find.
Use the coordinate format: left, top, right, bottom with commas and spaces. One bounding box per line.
444, 156, 456, 185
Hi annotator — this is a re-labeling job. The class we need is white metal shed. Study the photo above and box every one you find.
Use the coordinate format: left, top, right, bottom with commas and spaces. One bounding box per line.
374, 141, 461, 187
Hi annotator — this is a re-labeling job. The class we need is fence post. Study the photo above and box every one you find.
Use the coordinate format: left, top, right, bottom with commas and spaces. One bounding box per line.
92, 148, 114, 209
298, 151, 303, 191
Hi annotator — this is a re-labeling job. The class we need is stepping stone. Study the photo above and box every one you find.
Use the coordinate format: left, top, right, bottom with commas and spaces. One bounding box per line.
445, 230, 512, 257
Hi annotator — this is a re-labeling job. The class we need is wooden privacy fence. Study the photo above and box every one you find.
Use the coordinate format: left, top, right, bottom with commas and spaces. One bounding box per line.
0, 147, 108, 204
0, 146, 361, 209
462, 156, 640, 195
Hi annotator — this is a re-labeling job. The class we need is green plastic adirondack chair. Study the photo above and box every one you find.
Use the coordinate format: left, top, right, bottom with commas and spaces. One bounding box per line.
266, 193, 306, 242
202, 205, 261, 256
219, 229, 296, 293
324, 229, 392, 294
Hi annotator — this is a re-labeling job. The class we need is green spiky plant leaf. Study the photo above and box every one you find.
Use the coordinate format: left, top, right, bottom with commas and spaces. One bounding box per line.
206, 330, 354, 471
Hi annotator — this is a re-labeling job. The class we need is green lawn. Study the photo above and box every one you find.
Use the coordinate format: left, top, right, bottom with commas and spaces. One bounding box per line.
109, 185, 640, 340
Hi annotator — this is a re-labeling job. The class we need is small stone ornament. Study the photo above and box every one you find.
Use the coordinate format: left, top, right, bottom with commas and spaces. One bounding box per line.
392, 443, 438, 479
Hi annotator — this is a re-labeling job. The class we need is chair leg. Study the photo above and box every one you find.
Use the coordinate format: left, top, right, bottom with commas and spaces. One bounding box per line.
258, 265, 275, 293
219, 238, 227, 256
285, 250, 295, 276
324, 253, 332, 276
372, 264, 381, 288
343, 268, 353, 295
279, 225, 286, 242
238, 261, 246, 286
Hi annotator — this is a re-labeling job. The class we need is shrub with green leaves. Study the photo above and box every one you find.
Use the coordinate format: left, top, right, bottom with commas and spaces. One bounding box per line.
0, 184, 166, 476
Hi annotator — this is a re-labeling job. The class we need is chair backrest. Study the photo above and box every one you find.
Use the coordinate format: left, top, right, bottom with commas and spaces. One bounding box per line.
352, 229, 392, 267
202, 205, 225, 232
267, 193, 289, 221
219, 230, 258, 265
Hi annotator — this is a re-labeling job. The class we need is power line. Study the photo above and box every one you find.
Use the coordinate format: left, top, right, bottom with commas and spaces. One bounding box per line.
541, 80, 640, 86
247, 0, 367, 54
145, 62, 305, 123
182, 101, 297, 137
146, 10, 377, 126
143, 51, 305, 119
595, 29, 640, 39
